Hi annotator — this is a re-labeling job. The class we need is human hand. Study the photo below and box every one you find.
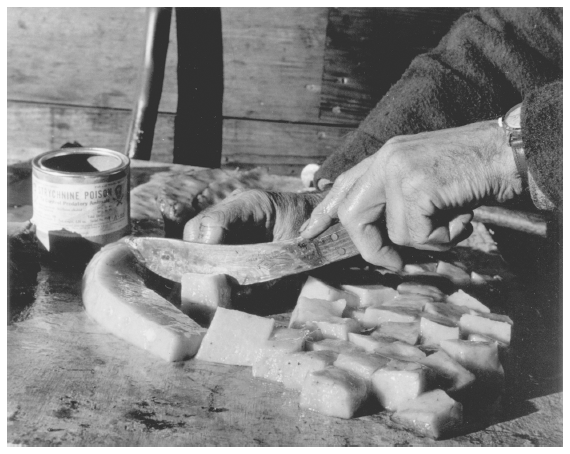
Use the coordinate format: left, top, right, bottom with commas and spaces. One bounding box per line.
301, 120, 522, 269
184, 189, 324, 244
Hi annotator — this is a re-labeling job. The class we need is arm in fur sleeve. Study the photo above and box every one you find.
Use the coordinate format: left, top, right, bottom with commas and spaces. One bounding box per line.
315, 7, 563, 210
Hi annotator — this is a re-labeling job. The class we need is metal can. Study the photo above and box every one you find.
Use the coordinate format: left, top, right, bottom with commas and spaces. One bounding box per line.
31, 148, 130, 258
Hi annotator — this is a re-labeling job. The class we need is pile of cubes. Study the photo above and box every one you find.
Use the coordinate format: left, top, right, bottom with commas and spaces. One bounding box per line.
192, 261, 512, 440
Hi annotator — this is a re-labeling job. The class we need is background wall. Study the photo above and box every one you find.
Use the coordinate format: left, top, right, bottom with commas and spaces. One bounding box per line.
7, 7, 470, 175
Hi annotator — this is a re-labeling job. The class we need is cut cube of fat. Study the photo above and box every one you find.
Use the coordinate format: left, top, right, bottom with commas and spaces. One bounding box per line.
373, 321, 420, 345
475, 312, 514, 325
470, 271, 500, 285
307, 338, 362, 355
392, 389, 463, 439
359, 306, 420, 329
436, 261, 471, 286
334, 352, 390, 382
420, 316, 460, 347
397, 282, 445, 301
371, 360, 428, 411
348, 332, 390, 353
271, 327, 311, 342
252, 330, 306, 382
299, 276, 358, 307
446, 290, 490, 314
373, 341, 426, 362
195, 308, 274, 366
180, 272, 231, 322
468, 333, 495, 343
82, 242, 206, 362
288, 296, 346, 329
340, 284, 398, 308
382, 294, 432, 310
424, 302, 472, 324
253, 353, 289, 383
260, 328, 308, 357
467, 333, 508, 349
459, 314, 512, 345
404, 263, 437, 274
351, 310, 367, 327
282, 351, 338, 390
439, 339, 504, 381
299, 367, 368, 419
419, 350, 476, 395
315, 318, 361, 341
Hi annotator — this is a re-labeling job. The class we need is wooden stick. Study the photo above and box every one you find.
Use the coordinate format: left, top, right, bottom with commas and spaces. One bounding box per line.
473, 206, 547, 238
125, 7, 172, 161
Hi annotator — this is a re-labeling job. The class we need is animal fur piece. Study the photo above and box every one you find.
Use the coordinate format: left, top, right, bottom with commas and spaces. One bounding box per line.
130, 167, 304, 238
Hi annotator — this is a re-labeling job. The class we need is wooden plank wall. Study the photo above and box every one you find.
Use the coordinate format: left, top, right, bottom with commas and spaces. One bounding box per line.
7, 7, 470, 175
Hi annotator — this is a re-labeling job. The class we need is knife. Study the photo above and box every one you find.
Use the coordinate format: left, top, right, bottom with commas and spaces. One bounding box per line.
124, 222, 359, 285
125, 206, 547, 286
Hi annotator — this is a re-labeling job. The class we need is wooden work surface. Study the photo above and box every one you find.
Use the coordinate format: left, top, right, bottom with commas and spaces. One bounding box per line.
7, 161, 562, 447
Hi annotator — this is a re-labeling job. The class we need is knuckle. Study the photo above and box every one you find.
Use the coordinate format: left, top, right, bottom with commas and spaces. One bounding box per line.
387, 227, 410, 247
201, 209, 226, 226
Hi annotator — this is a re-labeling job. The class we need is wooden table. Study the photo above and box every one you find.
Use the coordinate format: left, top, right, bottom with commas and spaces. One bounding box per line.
7, 161, 562, 447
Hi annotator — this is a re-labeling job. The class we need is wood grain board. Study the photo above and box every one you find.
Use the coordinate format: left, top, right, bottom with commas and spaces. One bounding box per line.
7, 8, 167, 111
8, 101, 354, 175
221, 7, 328, 122
7, 162, 563, 446
8, 7, 474, 173
7, 7, 328, 122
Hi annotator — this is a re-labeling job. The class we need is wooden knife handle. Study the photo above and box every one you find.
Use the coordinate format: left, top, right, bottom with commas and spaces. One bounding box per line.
297, 223, 359, 266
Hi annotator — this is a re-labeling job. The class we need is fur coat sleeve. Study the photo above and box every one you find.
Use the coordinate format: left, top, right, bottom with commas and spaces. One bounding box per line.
314, 8, 562, 211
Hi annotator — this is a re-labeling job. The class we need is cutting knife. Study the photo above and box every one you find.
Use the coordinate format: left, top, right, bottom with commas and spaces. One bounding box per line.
125, 206, 547, 286
124, 222, 359, 285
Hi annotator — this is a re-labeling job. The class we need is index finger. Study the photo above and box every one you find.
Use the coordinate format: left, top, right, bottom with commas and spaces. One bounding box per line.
301, 155, 375, 239
336, 166, 403, 270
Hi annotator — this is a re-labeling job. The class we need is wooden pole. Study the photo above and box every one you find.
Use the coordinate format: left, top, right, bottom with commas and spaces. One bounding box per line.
125, 7, 172, 161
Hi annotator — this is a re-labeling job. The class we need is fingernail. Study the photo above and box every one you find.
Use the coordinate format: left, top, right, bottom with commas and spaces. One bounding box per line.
449, 213, 473, 241
449, 219, 461, 240
299, 219, 310, 233
301, 219, 320, 238
317, 178, 333, 191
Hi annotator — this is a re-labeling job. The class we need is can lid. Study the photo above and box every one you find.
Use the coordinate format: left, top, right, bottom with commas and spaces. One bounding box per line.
32, 148, 130, 177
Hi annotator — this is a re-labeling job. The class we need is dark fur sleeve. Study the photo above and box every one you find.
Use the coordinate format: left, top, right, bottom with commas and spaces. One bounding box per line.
315, 7, 563, 203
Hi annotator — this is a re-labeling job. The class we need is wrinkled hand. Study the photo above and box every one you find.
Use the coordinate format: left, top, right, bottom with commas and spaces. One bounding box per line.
184, 189, 324, 244
301, 120, 521, 270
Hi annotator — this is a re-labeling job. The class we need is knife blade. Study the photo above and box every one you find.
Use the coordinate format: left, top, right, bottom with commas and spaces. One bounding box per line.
124, 222, 359, 285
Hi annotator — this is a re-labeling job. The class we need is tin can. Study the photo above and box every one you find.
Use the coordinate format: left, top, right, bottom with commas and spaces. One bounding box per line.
32, 148, 130, 259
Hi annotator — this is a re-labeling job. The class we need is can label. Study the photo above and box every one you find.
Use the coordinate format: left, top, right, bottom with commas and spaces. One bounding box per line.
32, 176, 129, 238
